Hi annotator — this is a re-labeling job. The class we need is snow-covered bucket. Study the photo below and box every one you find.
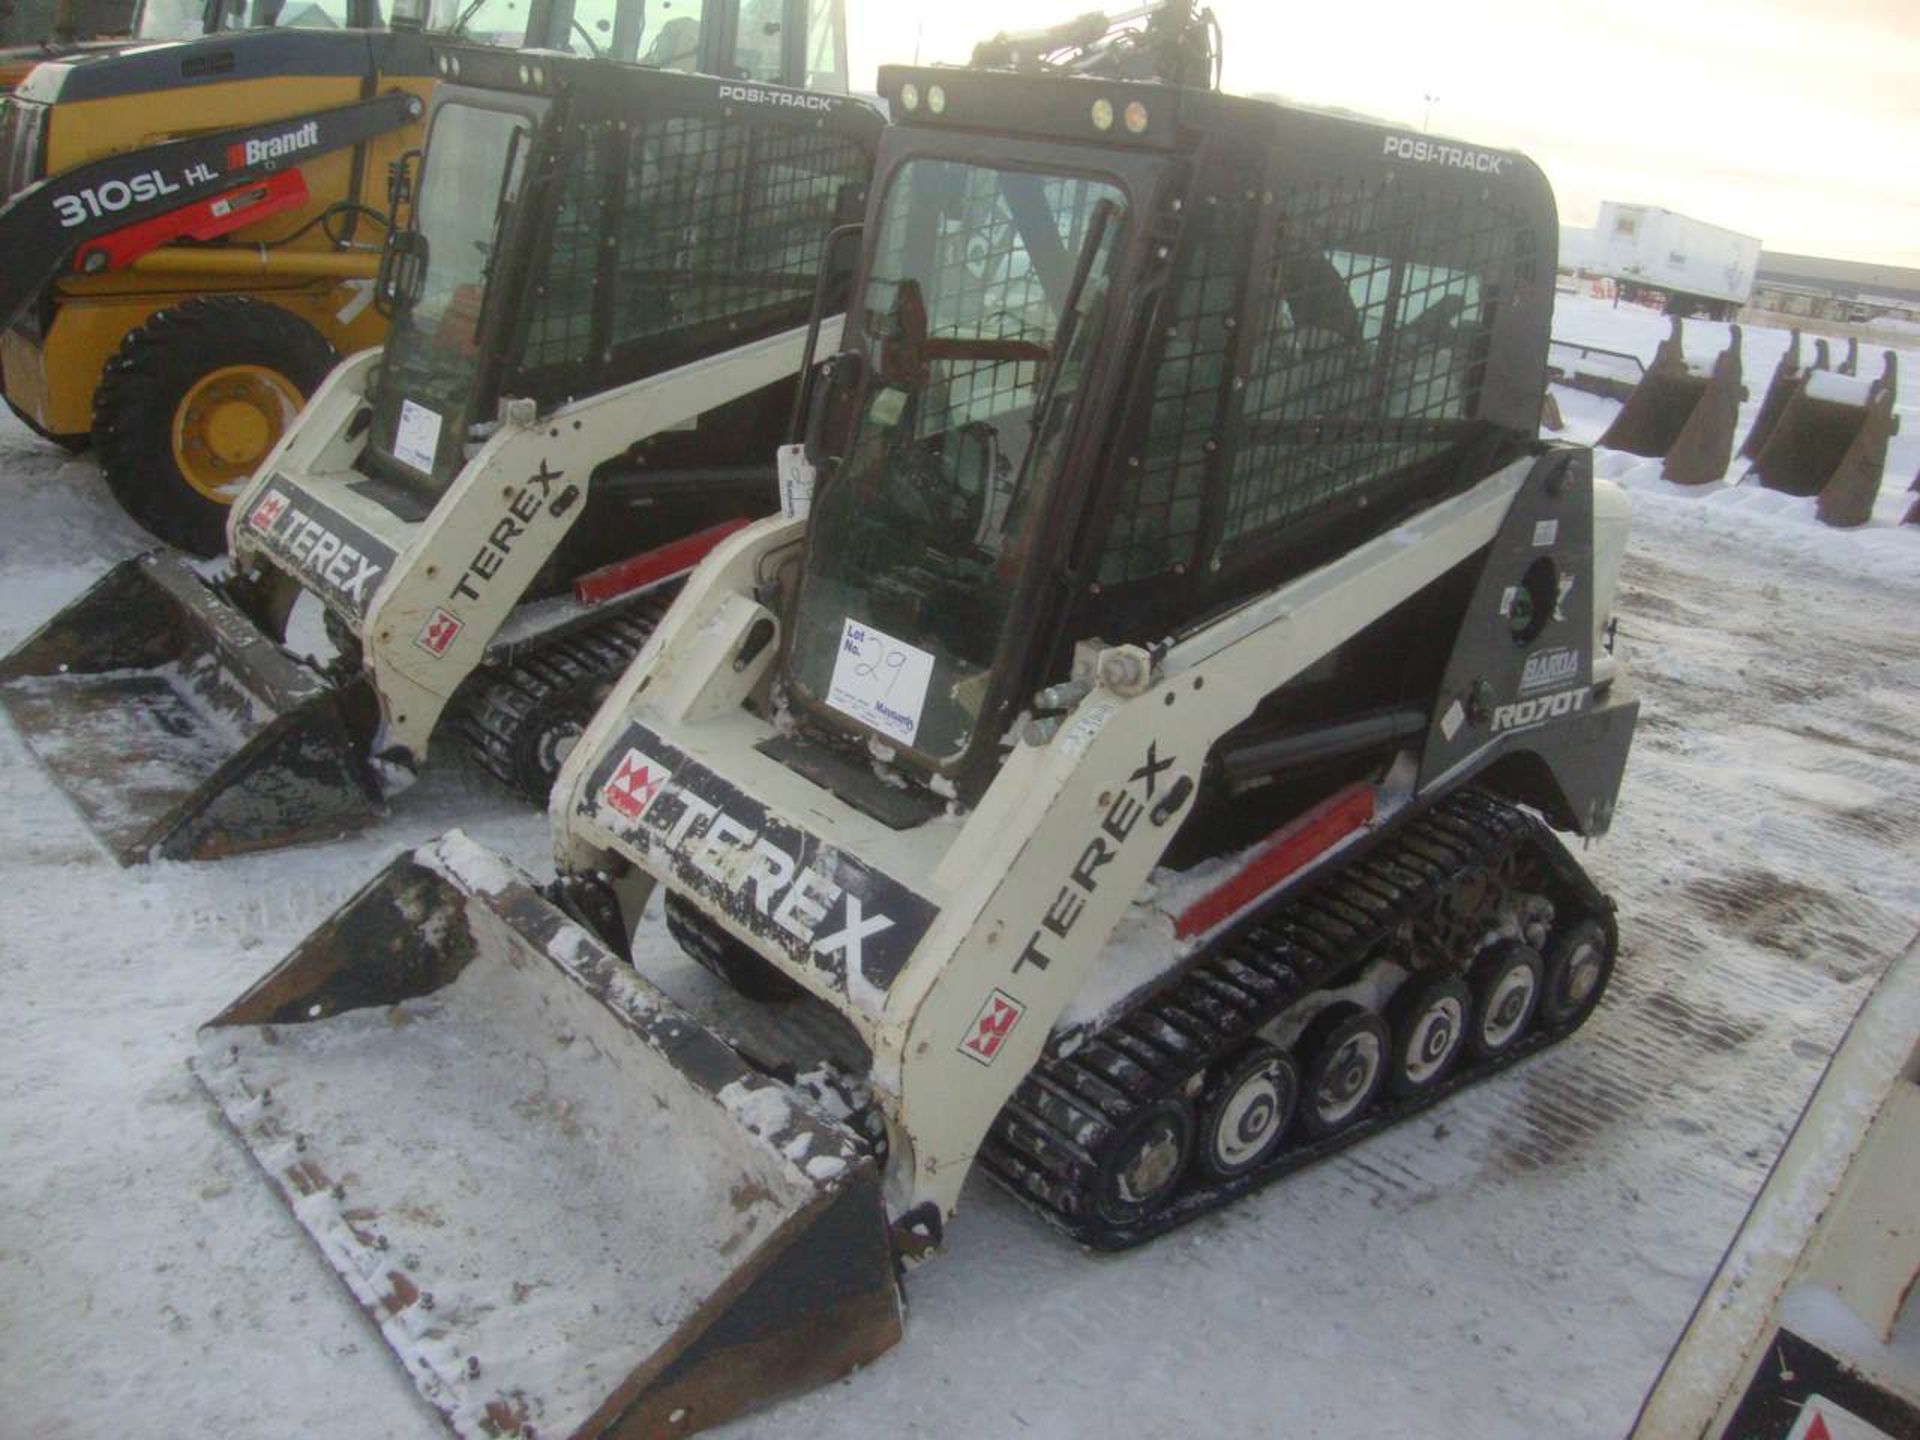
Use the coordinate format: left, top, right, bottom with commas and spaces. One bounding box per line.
0, 548, 380, 862
191, 831, 902, 1440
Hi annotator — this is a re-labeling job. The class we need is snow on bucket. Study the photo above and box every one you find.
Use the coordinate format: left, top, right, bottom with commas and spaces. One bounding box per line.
1596, 316, 1745, 485
1744, 349, 1900, 528
192, 831, 902, 1440
0, 549, 380, 862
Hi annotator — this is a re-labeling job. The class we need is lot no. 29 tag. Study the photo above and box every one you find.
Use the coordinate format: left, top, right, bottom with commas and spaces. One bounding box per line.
827, 617, 935, 747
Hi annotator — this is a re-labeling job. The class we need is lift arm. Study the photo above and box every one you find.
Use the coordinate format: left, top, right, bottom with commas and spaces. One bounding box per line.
0, 88, 419, 330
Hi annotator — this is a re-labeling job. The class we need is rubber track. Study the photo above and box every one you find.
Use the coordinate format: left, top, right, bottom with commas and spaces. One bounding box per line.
978, 789, 1612, 1250
457, 601, 668, 801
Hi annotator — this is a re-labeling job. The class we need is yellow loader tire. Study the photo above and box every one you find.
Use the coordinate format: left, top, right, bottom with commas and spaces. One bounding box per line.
93, 296, 335, 556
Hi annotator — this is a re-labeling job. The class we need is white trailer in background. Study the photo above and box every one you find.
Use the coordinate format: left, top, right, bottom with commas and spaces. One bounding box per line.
1589, 202, 1760, 320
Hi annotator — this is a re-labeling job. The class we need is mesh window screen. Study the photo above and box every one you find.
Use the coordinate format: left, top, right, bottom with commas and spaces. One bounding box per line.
616, 115, 867, 352
519, 109, 868, 381
519, 122, 606, 372
1098, 191, 1249, 585
1220, 178, 1521, 546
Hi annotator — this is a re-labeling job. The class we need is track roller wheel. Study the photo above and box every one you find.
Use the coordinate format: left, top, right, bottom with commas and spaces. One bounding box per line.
1539, 918, 1614, 1032
1468, 941, 1543, 1059
663, 891, 802, 1002
92, 297, 334, 556
506, 689, 602, 804
1299, 1006, 1389, 1137
1197, 1045, 1298, 1180
1093, 1099, 1195, 1226
1386, 975, 1472, 1097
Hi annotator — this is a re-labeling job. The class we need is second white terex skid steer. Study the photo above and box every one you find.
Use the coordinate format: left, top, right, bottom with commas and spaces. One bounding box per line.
0, 24, 879, 863
192, 10, 1640, 1436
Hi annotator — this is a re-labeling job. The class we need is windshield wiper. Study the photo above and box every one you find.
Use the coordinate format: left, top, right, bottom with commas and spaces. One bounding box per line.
449, 0, 489, 38
1002, 197, 1119, 521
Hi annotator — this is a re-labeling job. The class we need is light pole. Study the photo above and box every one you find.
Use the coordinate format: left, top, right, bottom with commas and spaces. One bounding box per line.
1422, 93, 1439, 133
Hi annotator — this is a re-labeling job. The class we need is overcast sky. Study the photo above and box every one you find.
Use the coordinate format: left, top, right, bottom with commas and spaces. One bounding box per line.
847, 0, 1919, 269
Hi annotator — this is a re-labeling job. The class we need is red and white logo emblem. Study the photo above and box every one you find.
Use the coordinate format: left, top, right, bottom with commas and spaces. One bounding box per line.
248, 491, 288, 532
1786, 1394, 1900, 1440
601, 747, 672, 822
959, 989, 1024, 1066
414, 608, 464, 658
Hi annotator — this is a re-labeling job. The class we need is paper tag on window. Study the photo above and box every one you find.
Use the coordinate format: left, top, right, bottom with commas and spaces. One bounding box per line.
393, 398, 443, 474
827, 617, 935, 746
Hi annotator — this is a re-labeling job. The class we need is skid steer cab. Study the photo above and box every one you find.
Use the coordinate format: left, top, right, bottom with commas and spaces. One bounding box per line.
0, 35, 879, 863
0, 0, 854, 552
189, 15, 1639, 1438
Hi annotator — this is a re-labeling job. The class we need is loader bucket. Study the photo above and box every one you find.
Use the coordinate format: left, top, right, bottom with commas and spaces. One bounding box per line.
1596, 317, 1745, 484
0, 549, 380, 863
191, 832, 903, 1440
1747, 351, 1901, 528
1737, 327, 1807, 461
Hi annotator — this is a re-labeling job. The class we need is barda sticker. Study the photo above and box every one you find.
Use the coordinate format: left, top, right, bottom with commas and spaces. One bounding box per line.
414, 607, 463, 658
1519, 646, 1581, 693
1440, 698, 1466, 740
1492, 686, 1589, 733
958, 988, 1024, 1066
827, 617, 935, 746
601, 747, 673, 822
393, 399, 443, 474
1532, 519, 1559, 547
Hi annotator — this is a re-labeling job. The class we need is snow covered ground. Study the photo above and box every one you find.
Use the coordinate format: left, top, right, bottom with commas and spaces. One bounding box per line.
1, 297, 1916, 1440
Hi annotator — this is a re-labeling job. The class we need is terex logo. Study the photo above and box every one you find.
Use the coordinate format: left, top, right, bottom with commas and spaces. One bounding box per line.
249, 489, 387, 608
959, 989, 1024, 1066
589, 725, 941, 995
227, 120, 320, 169
248, 491, 288, 532
618, 766, 895, 975
1382, 134, 1507, 176
601, 747, 672, 822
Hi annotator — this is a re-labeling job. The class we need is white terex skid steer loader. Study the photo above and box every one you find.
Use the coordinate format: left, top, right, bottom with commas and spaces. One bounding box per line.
0, 25, 879, 862
193, 17, 1640, 1438
1633, 935, 1920, 1440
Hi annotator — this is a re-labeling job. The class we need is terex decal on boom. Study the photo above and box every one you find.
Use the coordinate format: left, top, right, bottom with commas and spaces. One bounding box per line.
449, 459, 580, 604
583, 724, 938, 996
1013, 741, 1178, 976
